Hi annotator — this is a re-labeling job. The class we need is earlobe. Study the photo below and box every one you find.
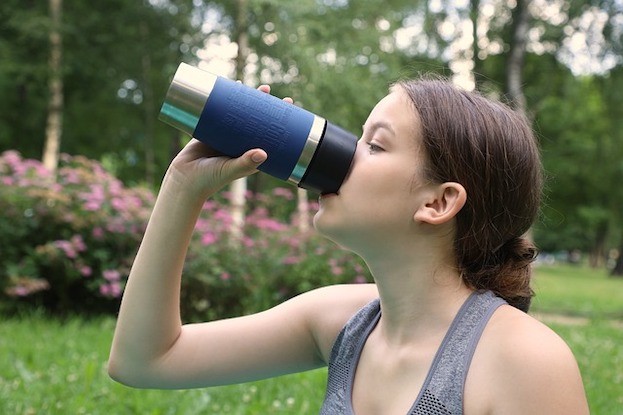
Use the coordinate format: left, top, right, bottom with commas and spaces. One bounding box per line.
414, 182, 467, 225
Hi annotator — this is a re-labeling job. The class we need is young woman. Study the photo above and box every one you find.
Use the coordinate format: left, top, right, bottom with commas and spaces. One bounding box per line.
108, 78, 589, 414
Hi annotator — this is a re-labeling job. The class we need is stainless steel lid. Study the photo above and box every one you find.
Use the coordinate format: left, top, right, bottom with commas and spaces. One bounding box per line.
159, 63, 218, 136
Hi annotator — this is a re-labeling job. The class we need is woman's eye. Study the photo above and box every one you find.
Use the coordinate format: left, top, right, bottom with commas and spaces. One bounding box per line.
367, 142, 383, 153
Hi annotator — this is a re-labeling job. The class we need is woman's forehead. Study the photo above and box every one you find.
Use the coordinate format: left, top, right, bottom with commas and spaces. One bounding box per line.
365, 88, 420, 139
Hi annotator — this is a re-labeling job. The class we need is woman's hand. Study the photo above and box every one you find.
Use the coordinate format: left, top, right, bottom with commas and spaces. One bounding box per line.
164, 85, 293, 198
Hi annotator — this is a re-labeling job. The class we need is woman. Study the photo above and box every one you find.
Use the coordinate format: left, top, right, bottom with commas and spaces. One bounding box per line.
108, 78, 589, 414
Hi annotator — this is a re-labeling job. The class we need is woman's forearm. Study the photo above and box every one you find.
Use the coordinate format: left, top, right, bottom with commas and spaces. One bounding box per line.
108, 173, 208, 381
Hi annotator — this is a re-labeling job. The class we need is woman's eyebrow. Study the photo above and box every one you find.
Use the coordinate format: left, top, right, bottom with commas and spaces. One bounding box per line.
362, 121, 395, 136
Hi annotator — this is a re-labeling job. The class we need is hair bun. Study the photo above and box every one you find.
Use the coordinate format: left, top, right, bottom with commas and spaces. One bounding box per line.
496, 236, 538, 264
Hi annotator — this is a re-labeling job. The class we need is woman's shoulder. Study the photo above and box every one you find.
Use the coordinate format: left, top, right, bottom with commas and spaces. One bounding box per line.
293, 283, 379, 362
466, 304, 589, 414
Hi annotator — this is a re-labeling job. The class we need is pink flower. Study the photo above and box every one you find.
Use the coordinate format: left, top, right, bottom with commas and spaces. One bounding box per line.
111, 197, 126, 211
283, 256, 301, 265
353, 275, 367, 284
70, 235, 87, 252
201, 232, 218, 246
92, 227, 105, 240
214, 209, 233, 224
331, 266, 344, 276
61, 169, 80, 184
103, 269, 121, 281
54, 240, 77, 259
80, 266, 92, 277
220, 272, 231, 281
84, 200, 102, 211
106, 221, 125, 234
253, 218, 287, 232
11, 286, 30, 297
202, 201, 216, 211
272, 187, 294, 200
100, 282, 122, 298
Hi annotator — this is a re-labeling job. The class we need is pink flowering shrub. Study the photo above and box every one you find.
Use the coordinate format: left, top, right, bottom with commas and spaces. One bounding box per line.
181, 187, 372, 322
0, 151, 154, 313
0, 151, 371, 318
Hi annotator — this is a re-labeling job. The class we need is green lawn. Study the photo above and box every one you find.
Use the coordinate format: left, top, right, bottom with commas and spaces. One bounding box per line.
532, 264, 623, 319
0, 314, 327, 414
1, 264, 622, 414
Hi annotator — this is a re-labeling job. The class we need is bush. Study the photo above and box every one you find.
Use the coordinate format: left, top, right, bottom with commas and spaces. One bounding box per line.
181, 188, 371, 321
0, 150, 154, 314
0, 151, 371, 318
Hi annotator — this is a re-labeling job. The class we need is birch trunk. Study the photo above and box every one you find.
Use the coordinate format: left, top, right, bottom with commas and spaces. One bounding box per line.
228, 0, 250, 242
297, 187, 309, 233
42, 0, 63, 177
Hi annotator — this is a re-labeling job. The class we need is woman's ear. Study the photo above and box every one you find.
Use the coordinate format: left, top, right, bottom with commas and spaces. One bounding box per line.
414, 182, 467, 225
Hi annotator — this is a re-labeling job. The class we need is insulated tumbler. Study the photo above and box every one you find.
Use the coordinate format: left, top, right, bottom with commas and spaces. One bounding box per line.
159, 63, 357, 194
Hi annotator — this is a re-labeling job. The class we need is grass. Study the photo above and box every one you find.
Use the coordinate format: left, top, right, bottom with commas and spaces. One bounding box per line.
531, 264, 623, 414
532, 264, 623, 319
1, 264, 622, 414
0, 313, 327, 414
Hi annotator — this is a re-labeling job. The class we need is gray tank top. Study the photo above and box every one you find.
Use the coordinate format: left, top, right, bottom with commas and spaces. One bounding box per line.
319, 290, 506, 415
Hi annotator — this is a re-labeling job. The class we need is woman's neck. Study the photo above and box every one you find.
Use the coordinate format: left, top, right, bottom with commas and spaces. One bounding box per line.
361, 244, 473, 347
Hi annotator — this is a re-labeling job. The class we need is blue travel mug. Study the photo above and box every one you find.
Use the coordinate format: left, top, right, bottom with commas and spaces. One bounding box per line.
159, 63, 357, 194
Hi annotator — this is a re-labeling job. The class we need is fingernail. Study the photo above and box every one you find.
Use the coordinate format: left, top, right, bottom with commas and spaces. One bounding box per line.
251, 152, 265, 163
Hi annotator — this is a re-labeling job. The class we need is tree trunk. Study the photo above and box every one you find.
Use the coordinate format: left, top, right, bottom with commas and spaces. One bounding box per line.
229, 178, 247, 243
228, 0, 250, 242
611, 244, 623, 277
297, 187, 309, 233
42, 0, 63, 177
506, 0, 536, 245
505, 0, 531, 112
589, 223, 607, 268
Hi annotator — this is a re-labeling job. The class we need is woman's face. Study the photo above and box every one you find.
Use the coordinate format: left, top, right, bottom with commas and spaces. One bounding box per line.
313, 87, 430, 248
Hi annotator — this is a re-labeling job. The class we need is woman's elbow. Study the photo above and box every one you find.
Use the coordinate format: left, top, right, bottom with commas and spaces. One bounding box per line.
107, 354, 149, 388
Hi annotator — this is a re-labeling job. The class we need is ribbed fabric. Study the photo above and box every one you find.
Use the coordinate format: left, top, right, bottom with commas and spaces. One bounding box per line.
319, 290, 507, 415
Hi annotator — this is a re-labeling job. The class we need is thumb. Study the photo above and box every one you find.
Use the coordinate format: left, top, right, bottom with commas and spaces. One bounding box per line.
220, 149, 268, 182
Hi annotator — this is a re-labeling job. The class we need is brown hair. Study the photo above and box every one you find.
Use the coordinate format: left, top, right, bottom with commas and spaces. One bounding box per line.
398, 78, 542, 312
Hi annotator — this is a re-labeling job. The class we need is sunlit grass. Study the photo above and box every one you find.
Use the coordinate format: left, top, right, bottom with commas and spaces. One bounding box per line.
0, 315, 326, 414
1, 264, 622, 414
532, 264, 623, 318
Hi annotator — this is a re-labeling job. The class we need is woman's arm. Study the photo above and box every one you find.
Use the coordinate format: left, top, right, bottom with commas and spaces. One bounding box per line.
107, 102, 378, 388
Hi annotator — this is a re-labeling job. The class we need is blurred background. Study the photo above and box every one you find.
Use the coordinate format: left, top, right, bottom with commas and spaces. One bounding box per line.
2, 0, 623, 267
1, 0, 622, 413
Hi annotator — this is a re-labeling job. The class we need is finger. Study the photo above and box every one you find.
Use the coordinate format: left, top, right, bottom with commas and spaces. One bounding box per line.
221, 149, 268, 181
258, 84, 270, 94
283, 97, 293, 104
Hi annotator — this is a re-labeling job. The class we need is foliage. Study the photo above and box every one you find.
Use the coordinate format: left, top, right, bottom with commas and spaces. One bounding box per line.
0, 151, 371, 318
0, 151, 154, 314
182, 186, 371, 321
0, 0, 200, 184
2, 0, 623, 271
532, 73, 623, 262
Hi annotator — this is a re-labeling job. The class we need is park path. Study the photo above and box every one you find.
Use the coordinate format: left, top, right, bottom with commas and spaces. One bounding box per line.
534, 312, 623, 329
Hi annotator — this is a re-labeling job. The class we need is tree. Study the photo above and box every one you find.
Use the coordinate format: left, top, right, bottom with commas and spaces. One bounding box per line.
42, 0, 63, 177
505, 0, 530, 111
229, 0, 251, 242
0, 0, 201, 183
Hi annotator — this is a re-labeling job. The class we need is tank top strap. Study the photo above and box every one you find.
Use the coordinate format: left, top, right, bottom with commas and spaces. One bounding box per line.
321, 298, 381, 415
409, 290, 507, 414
